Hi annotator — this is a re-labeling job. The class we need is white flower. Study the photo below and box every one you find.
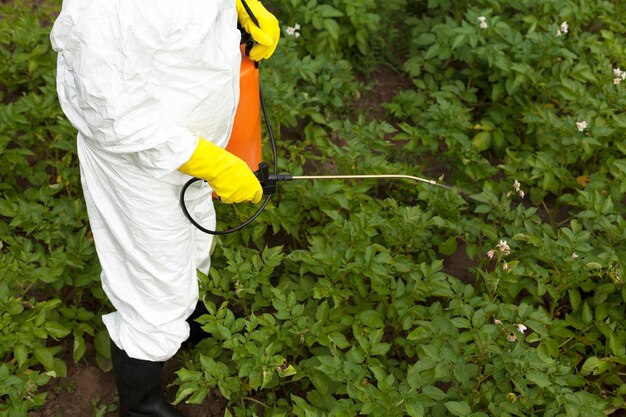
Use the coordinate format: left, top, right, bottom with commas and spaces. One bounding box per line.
511, 180, 525, 199
557, 21, 568, 36
613, 68, 626, 85
507, 333, 517, 342
503, 262, 509, 271
497, 240, 511, 255
576, 120, 588, 132
478, 16, 488, 29
286, 24, 301, 38
494, 319, 503, 325
516, 324, 528, 334
572, 253, 579, 259
487, 249, 496, 259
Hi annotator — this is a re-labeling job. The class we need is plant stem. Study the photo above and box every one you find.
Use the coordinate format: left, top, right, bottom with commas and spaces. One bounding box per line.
244, 397, 267, 408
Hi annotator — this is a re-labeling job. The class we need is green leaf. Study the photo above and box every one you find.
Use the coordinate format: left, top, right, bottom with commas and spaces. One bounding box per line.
14, 345, 28, 368
472, 131, 492, 152
422, 386, 447, 401
73, 333, 86, 363
323, 19, 340, 40
328, 332, 350, 349
424, 43, 440, 60
414, 32, 436, 46
316, 301, 329, 322
407, 327, 429, 341
471, 309, 486, 328
44, 321, 71, 339
177, 368, 203, 382
568, 289, 581, 311
582, 303, 593, 324
609, 334, 625, 356
491, 83, 505, 102
405, 399, 425, 417
359, 310, 384, 328
444, 401, 471, 416
580, 357, 610, 376
277, 364, 297, 378
94, 330, 110, 359
187, 386, 210, 404
526, 370, 551, 388
407, 364, 422, 389
438, 236, 458, 257
370, 343, 390, 356
52, 357, 68, 378
34, 347, 55, 371
451, 34, 466, 50
317, 5, 344, 18
173, 382, 199, 405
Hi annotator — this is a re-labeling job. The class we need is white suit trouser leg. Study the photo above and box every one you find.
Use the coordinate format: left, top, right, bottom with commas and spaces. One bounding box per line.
78, 139, 214, 362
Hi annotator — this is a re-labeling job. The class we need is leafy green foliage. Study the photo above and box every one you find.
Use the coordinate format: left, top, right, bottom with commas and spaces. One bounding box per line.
177, 1, 626, 415
2, 0, 626, 416
1, 1, 107, 414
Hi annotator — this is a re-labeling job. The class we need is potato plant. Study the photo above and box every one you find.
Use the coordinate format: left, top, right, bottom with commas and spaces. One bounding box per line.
1, 0, 626, 416
1, 2, 109, 415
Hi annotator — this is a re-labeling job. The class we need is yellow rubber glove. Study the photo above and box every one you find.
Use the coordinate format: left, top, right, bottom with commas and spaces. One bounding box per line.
236, 0, 280, 61
179, 138, 263, 204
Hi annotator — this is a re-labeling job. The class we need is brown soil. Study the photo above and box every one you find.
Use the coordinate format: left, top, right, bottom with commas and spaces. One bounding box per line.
29, 362, 117, 417
354, 65, 414, 121
443, 240, 477, 284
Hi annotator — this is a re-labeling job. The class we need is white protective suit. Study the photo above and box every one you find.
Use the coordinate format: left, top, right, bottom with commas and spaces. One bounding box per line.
51, 0, 241, 361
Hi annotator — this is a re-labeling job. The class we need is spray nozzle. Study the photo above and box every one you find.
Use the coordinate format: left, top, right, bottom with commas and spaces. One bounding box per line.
254, 162, 293, 195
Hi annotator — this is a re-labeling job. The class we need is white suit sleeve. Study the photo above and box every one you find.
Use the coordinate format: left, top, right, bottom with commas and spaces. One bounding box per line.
52, 7, 199, 179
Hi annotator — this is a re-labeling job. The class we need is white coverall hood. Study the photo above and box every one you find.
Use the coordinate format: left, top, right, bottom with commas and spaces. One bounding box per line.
51, 0, 241, 361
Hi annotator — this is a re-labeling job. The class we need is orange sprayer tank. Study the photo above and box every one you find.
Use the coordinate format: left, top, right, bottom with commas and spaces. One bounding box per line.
226, 45, 262, 170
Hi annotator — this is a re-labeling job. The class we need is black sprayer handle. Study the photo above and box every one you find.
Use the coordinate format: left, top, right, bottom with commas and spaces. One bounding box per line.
238, 0, 260, 65
254, 162, 292, 195
240, 0, 260, 27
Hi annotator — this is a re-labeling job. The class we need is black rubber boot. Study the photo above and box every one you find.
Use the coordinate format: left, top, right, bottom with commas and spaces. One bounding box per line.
186, 301, 210, 346
110, 342, 186, 417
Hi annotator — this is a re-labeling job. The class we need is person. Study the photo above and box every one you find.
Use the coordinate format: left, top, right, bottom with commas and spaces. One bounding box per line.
50, 1, 280, 416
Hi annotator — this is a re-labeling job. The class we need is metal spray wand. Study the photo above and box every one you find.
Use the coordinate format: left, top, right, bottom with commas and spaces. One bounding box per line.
253, 162, 457, 195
